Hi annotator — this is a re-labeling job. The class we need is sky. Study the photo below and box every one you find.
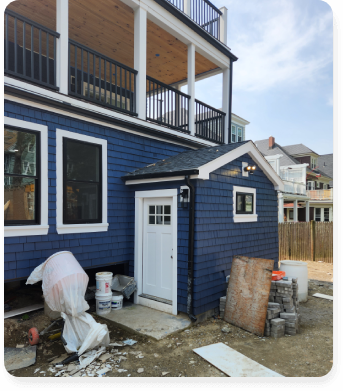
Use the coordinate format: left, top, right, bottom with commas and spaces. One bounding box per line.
188, 0, 333, 154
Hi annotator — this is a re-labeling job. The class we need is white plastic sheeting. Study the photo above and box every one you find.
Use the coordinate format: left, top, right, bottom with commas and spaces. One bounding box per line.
26, 251, 109, 354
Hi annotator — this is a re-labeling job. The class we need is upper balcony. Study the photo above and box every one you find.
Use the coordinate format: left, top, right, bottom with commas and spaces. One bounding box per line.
307, 189, 333, 201
4, 0, 235, 146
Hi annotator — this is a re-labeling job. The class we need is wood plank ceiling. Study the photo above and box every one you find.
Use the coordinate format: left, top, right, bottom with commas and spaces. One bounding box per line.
7, 0, 219, 86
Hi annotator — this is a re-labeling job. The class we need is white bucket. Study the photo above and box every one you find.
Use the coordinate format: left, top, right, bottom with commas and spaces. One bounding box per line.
111, 292, 123, 310
96, 272, 113, 294
279, 260, 308, 302
95, 292, 112, 316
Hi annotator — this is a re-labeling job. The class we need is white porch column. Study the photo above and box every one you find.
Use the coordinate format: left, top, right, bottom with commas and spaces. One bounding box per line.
305, 201, 310, 222
56, 0, 69, 95
293, 200, 298, 222
278, 193, 284, 223
184, 0, 191, 16
222, 67, 230, 144
187, 43, 195, 136
219, 7, 228, 45
134, 6, 147, 120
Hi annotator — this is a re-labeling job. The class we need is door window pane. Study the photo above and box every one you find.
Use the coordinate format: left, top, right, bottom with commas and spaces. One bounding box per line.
148, 204, 171, 225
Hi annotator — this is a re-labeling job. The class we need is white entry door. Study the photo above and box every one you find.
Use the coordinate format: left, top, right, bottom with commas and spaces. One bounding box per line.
142, 197, 173, 301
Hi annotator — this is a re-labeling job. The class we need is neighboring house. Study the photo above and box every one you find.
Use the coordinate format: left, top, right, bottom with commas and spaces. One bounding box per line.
255, 137, 333, 222
4, 0, 282, 320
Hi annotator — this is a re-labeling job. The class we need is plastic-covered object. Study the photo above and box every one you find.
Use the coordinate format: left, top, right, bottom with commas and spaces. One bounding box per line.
61, 312, 110, 356
26, 251, 89, 316
26, 251, 109, 354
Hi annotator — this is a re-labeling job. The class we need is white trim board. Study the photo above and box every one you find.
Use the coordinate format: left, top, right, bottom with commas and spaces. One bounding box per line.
56, 128, 109, 234
5, 80, 216, 149
312, 293, 333, 301
134, 189, 178, 315
194, 343, 284, 377
4, 117, 49, 237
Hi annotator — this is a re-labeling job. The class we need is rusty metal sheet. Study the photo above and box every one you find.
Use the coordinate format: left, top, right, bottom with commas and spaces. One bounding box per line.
224, 256, 273, 336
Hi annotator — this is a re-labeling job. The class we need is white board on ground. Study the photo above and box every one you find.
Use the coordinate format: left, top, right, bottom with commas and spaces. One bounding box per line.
313, 293, 333, 301
193, 343, 283, 377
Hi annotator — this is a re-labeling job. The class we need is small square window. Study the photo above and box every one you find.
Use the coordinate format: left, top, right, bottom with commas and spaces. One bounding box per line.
236, 192, 254, 214
149, 215, 155, 224
164, 205, 171, 215
164, 215, 171, 225
149, 205, 155, 214
156, 205, 163, 214
156, 215, 163, 225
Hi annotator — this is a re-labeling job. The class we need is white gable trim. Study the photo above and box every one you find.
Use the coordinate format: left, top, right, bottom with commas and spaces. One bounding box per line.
197, 141, 284, 190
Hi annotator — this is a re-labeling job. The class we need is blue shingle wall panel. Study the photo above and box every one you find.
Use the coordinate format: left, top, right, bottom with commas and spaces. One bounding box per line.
191, 153, 279, 316
4, 101, 189, 282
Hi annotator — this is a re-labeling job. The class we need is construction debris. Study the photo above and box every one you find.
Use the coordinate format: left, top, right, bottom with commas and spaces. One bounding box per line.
312, 293, 333, 301
4, 346, 37, 371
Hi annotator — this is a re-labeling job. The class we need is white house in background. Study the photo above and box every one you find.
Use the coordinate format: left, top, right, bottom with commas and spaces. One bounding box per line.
255, 137, 333, 223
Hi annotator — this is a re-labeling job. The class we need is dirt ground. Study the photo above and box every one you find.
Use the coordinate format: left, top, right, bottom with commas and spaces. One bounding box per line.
304, 261, 333, 282
4, 280, 333, 378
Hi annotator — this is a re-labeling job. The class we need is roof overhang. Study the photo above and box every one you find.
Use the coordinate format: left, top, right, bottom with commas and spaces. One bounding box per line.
124, 141, 284, 191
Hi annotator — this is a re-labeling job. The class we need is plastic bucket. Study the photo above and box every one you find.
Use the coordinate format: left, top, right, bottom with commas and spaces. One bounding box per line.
279, 260, 308, 302
96, 272, 113, 295
111, 293, 123, 311
95, 292, 112, 316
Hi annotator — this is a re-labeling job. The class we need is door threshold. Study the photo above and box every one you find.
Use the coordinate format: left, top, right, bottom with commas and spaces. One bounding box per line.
139, 293, 172, 306
137, 294, 173, 314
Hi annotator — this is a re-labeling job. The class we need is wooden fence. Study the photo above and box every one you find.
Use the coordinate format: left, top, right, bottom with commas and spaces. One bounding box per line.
278, 222, 333, 263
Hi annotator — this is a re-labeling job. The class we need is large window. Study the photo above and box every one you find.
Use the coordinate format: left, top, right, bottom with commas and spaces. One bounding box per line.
4, 117, 48, 237
56, 129, 108, 234
237, 127, 242, 142
236, 192, 254, 214
63, 138, 102, 224
324, 208, 330, 222
315, 208, 321, 221
231, 125, 236, 143
4, 127, 39, 225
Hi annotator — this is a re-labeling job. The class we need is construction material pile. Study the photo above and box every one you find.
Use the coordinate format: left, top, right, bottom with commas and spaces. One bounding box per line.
265, 277, 300, 337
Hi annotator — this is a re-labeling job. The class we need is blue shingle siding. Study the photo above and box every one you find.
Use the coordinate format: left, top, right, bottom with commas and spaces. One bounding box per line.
4, 100, 189, 281
192, 153, 279, 316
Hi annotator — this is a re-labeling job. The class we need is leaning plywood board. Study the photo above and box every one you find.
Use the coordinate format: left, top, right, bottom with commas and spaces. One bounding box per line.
313, 293, 333, 301
224, 256, 273, 336
194, 343, 283, 377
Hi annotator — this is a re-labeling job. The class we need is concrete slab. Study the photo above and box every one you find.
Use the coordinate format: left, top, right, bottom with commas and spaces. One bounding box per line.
99, 303, 191, 340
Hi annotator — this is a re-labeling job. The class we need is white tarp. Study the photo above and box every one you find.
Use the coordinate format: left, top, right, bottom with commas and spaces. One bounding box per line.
26, 251, 109, 355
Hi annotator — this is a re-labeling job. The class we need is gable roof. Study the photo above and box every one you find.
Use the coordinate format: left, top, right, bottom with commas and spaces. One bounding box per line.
254, 139, 332, 181
282, 143, 318, 156
123, 140, 284, 190
317, 154, 333, 186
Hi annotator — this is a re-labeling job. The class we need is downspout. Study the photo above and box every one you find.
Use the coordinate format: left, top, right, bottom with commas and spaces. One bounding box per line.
185, 176, 197, 322
228, 58, 233, 144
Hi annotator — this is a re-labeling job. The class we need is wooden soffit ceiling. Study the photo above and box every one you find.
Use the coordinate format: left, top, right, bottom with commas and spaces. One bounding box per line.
7, 0, 218, 86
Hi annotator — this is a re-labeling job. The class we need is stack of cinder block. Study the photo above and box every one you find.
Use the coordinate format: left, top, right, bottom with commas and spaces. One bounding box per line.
220, 296, 226, 318
270, 318, 285, 338
265, 277, 300, 338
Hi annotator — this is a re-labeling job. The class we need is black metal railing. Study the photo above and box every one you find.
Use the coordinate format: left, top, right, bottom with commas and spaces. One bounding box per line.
166, 0, 221, 40
195, 99, 225, 143
4, 10, 60, 89
68, 40, 138, 115
146, 76, 190, 132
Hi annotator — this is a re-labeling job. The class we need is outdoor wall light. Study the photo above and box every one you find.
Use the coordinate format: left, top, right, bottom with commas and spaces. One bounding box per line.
244, 165, 256, 174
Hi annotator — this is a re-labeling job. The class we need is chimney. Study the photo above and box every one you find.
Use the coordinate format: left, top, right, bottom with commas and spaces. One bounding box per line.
269, 136, 275, 149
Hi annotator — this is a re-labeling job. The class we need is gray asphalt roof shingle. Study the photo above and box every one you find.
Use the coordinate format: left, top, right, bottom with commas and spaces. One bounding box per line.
317, 154, 333, 186
282, 143, 318, 156
122, 140, 249, 180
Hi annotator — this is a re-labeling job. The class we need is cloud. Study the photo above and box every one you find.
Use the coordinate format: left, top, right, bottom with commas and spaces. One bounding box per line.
218, 0, 333, 92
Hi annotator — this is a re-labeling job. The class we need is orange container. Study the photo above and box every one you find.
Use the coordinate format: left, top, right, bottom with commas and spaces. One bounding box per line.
272, 271, 286, 281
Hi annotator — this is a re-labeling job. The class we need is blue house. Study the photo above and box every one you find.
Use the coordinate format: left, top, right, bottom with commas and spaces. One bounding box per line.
4, 0, 284, 320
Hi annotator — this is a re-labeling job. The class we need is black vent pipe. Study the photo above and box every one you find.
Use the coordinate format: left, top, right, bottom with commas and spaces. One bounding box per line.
185, 175, 197, 322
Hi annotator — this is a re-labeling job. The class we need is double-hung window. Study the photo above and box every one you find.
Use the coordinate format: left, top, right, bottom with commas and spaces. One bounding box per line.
231, 125, 236, 143
237, 127, 242, 142
56, 129, 108, 234
4, 117, 49, 237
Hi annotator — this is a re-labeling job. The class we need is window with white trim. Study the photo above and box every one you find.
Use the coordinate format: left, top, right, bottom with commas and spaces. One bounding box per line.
4, 117, 49, 237
233, 186, 258, 223
311, 156, 317, 169
56, 129, 108, 234
231, 124, 236, 143
237, 127, 242, 142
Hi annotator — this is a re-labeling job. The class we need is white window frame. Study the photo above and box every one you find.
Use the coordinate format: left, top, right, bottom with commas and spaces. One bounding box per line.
237, 126, 242, 142
311, 156, 317, 169
231, 124, 236, 143
4, 117, 49, 237
56, 129, 108, 234
233, 186, 258, 223
307, 181, 315, 190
